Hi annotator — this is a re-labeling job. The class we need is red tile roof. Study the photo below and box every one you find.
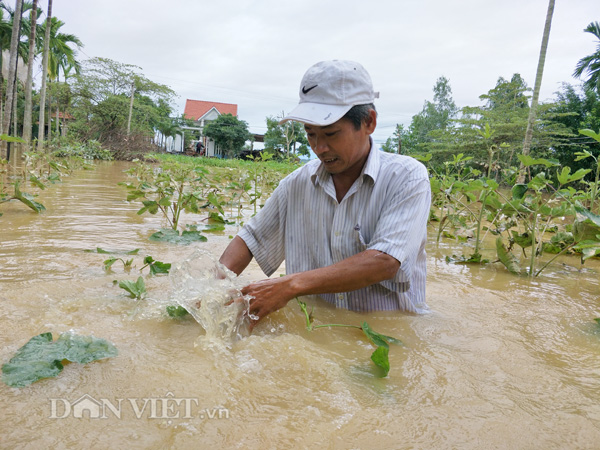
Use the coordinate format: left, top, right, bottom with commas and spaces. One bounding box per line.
183, 99, 238, 121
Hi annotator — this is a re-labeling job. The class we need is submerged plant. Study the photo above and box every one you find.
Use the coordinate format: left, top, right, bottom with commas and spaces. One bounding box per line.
296, 299, 403, 377
2, 332, 118, 388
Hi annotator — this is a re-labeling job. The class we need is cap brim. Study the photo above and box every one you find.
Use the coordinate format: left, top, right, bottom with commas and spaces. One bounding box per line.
280, 102, 352, 126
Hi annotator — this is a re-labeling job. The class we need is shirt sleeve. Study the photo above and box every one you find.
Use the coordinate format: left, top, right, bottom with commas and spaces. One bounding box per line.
237, 180, 288, 277
366, 163, 431, 283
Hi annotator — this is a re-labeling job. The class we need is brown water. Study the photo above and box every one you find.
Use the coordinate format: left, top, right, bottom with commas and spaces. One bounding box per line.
1, 161, 600, 449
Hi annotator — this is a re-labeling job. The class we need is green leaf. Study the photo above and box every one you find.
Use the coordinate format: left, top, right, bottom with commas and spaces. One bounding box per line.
361, 321, 403, 348
29, 174, 46, 190
575, 206, 600, 227
0, 133, 26, 143
118, 276, 146, 299
103, 257, 118, 270
149, 260, 171, 275
55, 332, 118, 364
446, 252, 489, 264
2, 332, 117, 388
511, 231, 533, 249
370, 346, 390, 377
578, 128, 600, 143
517, 154, 559, 168
496, 236, 521, 275
149, 228, 208, 245
13, 182, 45, 213
166, 305, 190, 318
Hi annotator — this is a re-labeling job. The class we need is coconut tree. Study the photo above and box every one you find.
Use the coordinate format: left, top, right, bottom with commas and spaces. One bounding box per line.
22, 0, 38, 145
36, 0, 50, 150
2, 0, 23, 142
38, 15, 82, 141
573, 21, 600, 93
517, 0, 555, 183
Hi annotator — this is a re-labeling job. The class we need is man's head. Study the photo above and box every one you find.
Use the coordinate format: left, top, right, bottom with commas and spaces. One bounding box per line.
281, 60, 379, 127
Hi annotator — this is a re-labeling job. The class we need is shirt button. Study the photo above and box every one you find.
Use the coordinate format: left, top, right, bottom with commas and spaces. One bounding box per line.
334, 231, 340, 237
337, 294, 344, 300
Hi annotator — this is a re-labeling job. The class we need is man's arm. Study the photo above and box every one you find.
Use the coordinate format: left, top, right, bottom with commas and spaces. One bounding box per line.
240, 249, 399, 325
219, 236, 253, 276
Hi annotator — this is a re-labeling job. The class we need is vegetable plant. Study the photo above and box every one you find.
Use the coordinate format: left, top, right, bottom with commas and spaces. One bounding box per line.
296, 299, 403, 377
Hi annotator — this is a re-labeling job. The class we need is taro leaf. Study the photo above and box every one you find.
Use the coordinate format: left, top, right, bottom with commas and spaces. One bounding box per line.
2, 333, 63, 387
56, 332, 118, 364
2, 332, 117, 388
361, 322, 403, 348
149, 228, 207, 245
496, 236, 521, 275
13, 182, 45, 213
166, 305, 190, 318
118, 276, 146, 299
370, 346, 390, 377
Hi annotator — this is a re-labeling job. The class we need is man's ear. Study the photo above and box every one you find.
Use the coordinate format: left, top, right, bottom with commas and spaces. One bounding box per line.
364, 109, 377, 134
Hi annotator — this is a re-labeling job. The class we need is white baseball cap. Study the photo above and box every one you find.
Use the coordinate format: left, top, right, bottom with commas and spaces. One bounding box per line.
281, 60, 379, 126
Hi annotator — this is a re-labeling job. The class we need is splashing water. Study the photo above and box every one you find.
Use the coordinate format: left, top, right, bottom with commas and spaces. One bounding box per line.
169, 249, 254, 347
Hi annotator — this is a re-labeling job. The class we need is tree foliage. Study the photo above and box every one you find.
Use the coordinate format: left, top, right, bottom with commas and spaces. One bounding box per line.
70, 57, 175, 144
264, 116, 309, 157
573, 21, 600, 93
202, 113, 252, 157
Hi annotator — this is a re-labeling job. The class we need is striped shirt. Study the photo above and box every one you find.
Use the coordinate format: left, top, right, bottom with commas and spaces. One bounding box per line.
238, 141, 431, 313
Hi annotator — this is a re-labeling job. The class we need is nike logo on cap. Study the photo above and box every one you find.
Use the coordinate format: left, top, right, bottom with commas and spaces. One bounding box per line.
302, 85, 318, 94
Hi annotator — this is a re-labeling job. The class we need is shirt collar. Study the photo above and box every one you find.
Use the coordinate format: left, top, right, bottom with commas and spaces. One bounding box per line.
310, 137, 381, 187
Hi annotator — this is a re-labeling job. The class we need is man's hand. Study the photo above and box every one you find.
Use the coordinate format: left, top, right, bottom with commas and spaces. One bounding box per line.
241, 277, 295, 330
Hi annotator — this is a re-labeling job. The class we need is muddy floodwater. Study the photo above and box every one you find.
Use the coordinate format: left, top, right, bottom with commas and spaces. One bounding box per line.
1, 161, 600, 449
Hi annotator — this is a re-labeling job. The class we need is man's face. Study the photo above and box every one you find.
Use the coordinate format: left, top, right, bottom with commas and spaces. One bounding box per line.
304, 110, 376, 177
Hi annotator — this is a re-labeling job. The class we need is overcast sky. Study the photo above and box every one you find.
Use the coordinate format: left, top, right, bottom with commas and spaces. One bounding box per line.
50, 0, 597, 145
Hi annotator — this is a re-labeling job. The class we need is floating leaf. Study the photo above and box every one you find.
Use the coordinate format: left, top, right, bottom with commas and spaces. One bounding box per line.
149, 228, 207, 245
166, 305, 190, 318
2, 332, 117, 388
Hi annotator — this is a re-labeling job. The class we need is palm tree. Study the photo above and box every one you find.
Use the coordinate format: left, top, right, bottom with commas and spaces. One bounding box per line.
2, 0, 24, 142
36, 0, 51, 150
573, 21, 600, 93
38, 15, 82, 141
517, 0, 554, 183
22, 0, 38, 145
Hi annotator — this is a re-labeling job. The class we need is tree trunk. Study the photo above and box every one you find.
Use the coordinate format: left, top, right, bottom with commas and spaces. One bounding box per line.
23, 0, 38, 146
37, 0, 52, 151
517, 0, 555, 184
127, 80, 135, 136
2, 0, 24, 159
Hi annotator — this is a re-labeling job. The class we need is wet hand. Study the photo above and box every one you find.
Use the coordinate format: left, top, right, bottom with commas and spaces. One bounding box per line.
241, 277, 295, 331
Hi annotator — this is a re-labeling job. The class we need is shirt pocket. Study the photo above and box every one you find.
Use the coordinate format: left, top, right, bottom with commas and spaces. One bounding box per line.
354, 225, 368, 253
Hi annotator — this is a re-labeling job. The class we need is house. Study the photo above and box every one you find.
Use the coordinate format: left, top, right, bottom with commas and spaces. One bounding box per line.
182, 99, 239, 158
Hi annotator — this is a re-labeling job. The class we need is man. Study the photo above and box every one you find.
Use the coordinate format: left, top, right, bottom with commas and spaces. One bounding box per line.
219, 60, 431, 327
